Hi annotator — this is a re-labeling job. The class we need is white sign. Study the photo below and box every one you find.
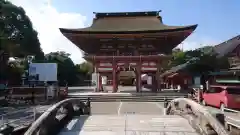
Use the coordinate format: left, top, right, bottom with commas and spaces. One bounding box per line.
29, 66, 36, 75
29, 63, 57, 82
147, 76, 152, 85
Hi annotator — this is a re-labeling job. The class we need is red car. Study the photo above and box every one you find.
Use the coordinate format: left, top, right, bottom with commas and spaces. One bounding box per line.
202, 85, 240, 111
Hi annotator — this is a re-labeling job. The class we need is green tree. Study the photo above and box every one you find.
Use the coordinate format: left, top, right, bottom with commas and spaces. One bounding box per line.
45, 51, 78, 86
7, 59, 24, 85
75, 62, 92, 85
170, 46, 229, 74
171, 50, 187, 66
1, 0, 44, 81
76, 61, 93, 74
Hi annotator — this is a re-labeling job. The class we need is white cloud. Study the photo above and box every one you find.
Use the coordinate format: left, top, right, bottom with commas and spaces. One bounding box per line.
10, 0, 219, 63
10, 0, 86, 64
177, 36, 220, 51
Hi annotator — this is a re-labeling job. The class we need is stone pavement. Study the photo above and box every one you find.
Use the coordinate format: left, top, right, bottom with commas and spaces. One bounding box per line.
58, 102, 199, 135
59, 115, 199, 135
90, 102, 164, 115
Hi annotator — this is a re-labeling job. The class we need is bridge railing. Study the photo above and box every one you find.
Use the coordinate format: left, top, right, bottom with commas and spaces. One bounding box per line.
24, 96, 230, 135
0, 108, 36, 128
24, 95, 182, 135
166, 98, 229, 135
24, 98, 90, 135
67, 94, 188, 102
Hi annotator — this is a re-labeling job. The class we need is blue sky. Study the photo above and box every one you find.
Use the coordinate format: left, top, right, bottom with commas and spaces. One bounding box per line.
52, 0, 240, 50
11, 0, 240, 63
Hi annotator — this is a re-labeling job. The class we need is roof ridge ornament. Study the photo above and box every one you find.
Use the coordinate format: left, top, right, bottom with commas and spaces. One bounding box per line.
93, 11, 162, 18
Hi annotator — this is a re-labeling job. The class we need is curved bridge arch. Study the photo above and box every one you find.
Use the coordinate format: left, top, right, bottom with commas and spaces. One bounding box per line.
24, 98, 90, 135
24, 98, 229, 135
166, 98, 229, 135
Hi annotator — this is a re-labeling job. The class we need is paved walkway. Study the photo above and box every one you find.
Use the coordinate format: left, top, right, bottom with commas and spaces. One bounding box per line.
59, 115, 199, 135
59, 102, 199, 135
90, 102, 164, 115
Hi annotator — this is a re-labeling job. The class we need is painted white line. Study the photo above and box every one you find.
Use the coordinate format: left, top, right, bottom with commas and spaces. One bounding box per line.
118, 102, 123, 115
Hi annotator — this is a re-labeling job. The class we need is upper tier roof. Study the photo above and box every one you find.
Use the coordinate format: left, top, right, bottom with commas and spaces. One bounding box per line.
60, 11, 197, 34
214, 35, 240, 57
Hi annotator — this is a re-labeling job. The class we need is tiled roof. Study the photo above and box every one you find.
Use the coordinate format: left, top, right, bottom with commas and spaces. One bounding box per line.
160, 63, 189, 77
60, 11, 197, 33
160, 58, 199, 77
230, 65, 240, 70
214, 35, 240, 57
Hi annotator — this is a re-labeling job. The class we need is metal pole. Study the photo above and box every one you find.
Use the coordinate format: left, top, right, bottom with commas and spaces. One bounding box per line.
87, 97, 91, 115
163, 98, 168, 115
124, 114, 127, 135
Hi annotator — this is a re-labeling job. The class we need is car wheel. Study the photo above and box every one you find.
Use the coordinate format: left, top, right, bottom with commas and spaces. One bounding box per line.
202, 100, 207, 106
220, 103, 225, 112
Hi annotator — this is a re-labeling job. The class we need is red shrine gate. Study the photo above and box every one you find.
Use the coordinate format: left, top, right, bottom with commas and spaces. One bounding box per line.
59, 11, 197, 93
85, 55, 169, 92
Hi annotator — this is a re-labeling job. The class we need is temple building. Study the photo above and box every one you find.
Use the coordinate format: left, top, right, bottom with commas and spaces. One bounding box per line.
214, 35, 240, 69
60, 11, 197, 92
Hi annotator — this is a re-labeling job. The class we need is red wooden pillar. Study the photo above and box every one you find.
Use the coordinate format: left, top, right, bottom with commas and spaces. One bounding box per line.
112, 71, 117, 93
98, 73, 103, 92
93, 63, 98, 92
136, 63, 141, 92
116, 71, 119, 91
112, 61, 117, 93
150, 73, 157, 92
156, 61, 161, 92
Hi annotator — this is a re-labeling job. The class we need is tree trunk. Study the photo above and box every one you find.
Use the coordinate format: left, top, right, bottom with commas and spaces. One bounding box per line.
0, 50, 9, 81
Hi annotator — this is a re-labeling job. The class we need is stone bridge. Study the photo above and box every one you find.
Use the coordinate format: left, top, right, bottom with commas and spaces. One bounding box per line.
2, 95, 239, 135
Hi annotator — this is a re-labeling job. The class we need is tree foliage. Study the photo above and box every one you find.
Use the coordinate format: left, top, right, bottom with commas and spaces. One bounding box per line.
6, 59, 24, 85
44, 51, 77, 86
1, 0, 44, 81
76, 61, 93, 74
44, 52, 92, 86
1, 0, 44, 58
170, 46, 230, 74
171, 49, 187, 66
